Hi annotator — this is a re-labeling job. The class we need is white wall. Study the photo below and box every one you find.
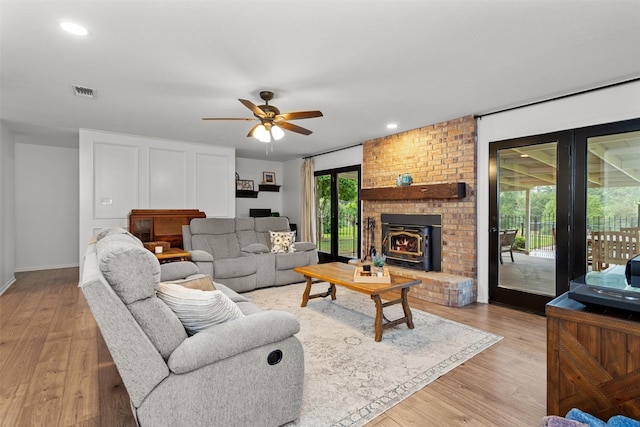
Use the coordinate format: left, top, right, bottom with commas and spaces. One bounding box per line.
235, 157, 283, 217
0, 121, 16, 292
476, 80, 640, 303
14, 142, 79, 271
312, 145, 363, 172
79, 130, 236, 267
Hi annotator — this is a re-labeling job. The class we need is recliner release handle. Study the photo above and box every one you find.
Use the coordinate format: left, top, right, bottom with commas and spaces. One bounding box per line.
267, 350, 283, 365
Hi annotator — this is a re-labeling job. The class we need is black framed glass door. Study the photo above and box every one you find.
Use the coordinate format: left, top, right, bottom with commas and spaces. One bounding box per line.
315, 165, 361, 263
575, 120, 640, 278
489, 119, 640, 313
489, 132, 571, 313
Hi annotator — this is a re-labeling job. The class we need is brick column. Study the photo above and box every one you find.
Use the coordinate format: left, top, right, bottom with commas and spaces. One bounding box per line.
362, 115, 477, 305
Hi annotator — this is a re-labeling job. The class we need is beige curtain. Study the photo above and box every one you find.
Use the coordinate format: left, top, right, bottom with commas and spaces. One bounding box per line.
301, 158, 315, 243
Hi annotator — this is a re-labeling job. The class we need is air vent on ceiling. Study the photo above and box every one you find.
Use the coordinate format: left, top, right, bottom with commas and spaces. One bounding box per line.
73, 85, 96, 98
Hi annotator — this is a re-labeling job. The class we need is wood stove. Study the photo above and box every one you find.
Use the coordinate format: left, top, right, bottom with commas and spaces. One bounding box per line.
381, 214, 441, 272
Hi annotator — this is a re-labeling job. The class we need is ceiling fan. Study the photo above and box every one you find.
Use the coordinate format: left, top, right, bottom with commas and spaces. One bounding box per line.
202, 91, 323, 146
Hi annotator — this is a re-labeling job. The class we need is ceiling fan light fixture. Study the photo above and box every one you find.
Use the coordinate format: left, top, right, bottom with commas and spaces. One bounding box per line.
271, 125, 284, 141
253, 124, 271, 143
253, 123, 284, 143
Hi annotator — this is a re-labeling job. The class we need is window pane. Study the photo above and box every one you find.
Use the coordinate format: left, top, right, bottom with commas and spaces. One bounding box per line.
587, 131, 640, 272
498, 141, 557, 297
315, 174, 331, 254
337, 171, 358, 259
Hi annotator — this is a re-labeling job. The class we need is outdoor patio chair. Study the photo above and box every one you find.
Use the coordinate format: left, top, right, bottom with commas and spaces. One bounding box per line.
499, 229, 518, 264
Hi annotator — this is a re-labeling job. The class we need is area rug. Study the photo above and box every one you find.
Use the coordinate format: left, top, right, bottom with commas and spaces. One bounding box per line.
244, 282, 503, 427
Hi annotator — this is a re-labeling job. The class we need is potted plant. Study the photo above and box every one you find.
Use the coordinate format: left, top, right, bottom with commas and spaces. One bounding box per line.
371, 253, 386, 276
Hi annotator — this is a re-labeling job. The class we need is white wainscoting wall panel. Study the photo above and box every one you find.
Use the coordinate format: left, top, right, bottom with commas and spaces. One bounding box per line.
93, 142, 139, 219
80, 129, 235, 270
149, 147, 188, 208
195, 152, 231, 217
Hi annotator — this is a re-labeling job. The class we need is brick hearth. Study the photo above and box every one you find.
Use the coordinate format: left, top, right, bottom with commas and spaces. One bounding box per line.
362, 115, 477, 306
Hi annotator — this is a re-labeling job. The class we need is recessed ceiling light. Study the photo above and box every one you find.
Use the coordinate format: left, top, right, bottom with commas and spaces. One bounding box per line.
386, 123, 398, 129
60, 21, 89, 36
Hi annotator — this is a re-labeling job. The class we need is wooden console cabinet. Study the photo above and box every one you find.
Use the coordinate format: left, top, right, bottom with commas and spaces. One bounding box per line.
128, 209, 206, 249
546, 293, 640, 420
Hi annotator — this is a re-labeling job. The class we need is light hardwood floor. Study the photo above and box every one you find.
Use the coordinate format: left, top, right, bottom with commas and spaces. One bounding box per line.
0, 268, 547, 426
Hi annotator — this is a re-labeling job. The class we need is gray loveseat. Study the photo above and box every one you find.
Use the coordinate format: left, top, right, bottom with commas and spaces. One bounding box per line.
80, 227, 304, 427
183, 216, 319, 293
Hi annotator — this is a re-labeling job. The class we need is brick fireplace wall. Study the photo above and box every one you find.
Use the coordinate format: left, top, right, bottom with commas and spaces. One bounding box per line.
362, 115, 477, 305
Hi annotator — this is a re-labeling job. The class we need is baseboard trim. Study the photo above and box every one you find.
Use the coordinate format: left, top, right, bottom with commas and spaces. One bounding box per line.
0, 276, 16, 296
14, 263, 80, 273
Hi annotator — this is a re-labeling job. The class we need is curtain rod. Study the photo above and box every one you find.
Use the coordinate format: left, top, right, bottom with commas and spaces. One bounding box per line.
476, 76, 640, 119
303, 143, 363, 159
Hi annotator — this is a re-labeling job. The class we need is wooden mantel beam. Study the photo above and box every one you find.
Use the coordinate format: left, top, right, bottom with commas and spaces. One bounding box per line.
360, 182, 466, 201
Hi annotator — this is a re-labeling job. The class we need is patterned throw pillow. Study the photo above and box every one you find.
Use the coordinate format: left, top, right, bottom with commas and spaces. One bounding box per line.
157, 283, 245, 335
269, 231, 296, 253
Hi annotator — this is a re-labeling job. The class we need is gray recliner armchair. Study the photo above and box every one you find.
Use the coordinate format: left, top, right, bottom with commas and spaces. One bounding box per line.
80, 228, 304, 427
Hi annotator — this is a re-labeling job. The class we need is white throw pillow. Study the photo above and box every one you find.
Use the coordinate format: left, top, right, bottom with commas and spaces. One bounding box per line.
269, 231, 296, 253
157, 282, 244, 335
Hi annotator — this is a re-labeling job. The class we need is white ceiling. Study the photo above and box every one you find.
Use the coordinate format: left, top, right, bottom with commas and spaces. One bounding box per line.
2, 0, 640, 161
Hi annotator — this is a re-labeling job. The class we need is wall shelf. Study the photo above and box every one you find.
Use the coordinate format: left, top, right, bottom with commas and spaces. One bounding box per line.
258, 184, 281, 192
360, 182, 466, 201
236, 190, 258, 198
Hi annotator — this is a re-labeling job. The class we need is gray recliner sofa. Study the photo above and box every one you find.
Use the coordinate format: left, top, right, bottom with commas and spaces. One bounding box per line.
80, 227, 304, 427
183, 216, 319, 293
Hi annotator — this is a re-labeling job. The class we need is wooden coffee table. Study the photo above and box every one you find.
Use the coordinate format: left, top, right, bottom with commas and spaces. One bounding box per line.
293, 262, 421, 341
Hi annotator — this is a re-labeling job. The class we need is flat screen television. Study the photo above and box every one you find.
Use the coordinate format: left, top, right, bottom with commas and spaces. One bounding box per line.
250, 209, 272, 218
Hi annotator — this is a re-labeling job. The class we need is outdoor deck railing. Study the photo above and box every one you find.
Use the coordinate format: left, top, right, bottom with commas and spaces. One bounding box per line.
500, 214, 639, 258
316, 212, 358, 258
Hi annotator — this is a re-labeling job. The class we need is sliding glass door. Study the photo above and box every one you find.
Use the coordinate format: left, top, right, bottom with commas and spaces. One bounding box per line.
489, 119, 640, 313
489, 133, 570, 312
576, 123, 640, 276
315, 166, 361, 263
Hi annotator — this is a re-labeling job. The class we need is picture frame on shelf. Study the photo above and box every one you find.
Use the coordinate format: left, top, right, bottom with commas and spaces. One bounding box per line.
236, 179, 254, 191
262, 171, 276, 185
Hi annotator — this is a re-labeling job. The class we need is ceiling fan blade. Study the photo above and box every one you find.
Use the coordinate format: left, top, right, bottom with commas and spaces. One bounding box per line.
202, 117, 256, 121
277, 121, 313, 136
238, 99, 266, 118
276, 110, 323, 121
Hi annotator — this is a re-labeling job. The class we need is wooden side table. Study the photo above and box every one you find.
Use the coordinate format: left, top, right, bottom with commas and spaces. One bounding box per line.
154, 248, 191, 264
